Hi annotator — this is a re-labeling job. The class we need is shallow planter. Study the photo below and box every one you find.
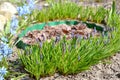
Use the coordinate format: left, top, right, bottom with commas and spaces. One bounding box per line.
16, 20, 105, 49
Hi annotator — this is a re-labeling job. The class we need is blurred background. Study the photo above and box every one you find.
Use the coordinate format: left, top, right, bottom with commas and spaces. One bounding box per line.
0, 0, 119, 14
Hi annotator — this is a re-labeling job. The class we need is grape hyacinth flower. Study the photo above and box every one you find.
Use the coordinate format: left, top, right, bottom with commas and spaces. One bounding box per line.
17, 5, 31, 16
62, 43, 66, 53
23, 5, 31, 14
55, 35, 60, 43
36, 38, 43, 48
84, 35, 88, 39
0, 75, 4, 80
91, 27, 97, 37
41, 34, 45, 41
17, 6, 24, 16
0, 67, 7, 76
0, 66, 7, 80
40, 53, 43, 60
77, 34, 83, 43
39, 41, 43, 48
10, 17, 19, 35
0, 43, 13, 57
71, 32, 75, 38
93, 27, 97, 33
87, 33, 91, 38
75, 34, 79, 39
26, 0, 35, 10
17, 0, 36, 16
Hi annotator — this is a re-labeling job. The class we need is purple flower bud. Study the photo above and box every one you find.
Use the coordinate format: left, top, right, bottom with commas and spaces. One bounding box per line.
77, 35, 83, 44
94, 27, 97, 33
102, 31, 105, 37
40, 53, 43, 60
91, 31, 95, 37
41, 34, 45, 41
39, 41, 43, 48
62, 43, 66, 53
87, 34, 91, 38
55, 35, 60, 43
84, 36, 88, 39
73, 33, 78, 39
71, 32, 74, 38
36, 38, 43, 48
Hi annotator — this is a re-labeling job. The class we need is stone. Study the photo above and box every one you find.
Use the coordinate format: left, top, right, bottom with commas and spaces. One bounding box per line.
0, 2, 17, 32
0, 11, 13, 21
0, 2, 17, 15
43, 3, 50, 7
0, 15, 6, 31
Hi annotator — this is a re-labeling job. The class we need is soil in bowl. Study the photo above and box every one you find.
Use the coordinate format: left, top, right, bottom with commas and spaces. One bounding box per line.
21, 22, 102, 45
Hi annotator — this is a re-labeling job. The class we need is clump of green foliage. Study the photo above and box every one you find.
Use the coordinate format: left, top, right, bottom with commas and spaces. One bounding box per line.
19, 30, 120, 80
33, 2, 108, 23
19, 1, 110, 30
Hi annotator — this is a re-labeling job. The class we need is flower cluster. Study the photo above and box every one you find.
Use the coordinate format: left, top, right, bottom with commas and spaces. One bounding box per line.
0, 42, 12, 61
10, 17, 19, 35
17, 5, 31, 16
26, 0, 35, 10
17, 0, 35, 16
0, 67, 7, 80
